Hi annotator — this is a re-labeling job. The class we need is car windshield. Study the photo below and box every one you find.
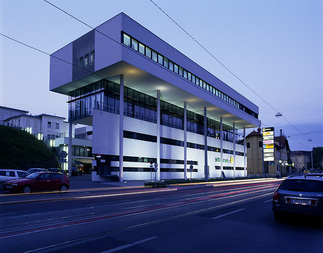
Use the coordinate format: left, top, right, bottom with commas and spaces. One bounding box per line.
280, 179, 323, 192
25, 173, 41, 179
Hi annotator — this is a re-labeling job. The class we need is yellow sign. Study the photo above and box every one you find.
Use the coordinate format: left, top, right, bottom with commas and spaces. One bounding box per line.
264, 144, 274, 149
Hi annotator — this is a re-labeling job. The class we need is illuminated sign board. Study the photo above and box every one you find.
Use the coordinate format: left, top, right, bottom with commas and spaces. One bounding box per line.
262, 127, 275, 162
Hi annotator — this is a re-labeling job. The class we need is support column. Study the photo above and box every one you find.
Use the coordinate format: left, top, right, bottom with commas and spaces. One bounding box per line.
68, 121, 72, 177
119, 75, 124, 182
233, 122, 236, 177
204, 107, 209, 181
184, 101, 187, 180
244, 127, 247, 177
157, 90, 161, 181
220, 117, 223, 172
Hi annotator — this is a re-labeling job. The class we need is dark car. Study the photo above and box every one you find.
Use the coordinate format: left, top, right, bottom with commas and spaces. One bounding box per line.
272, 173, 323, 219
5, 172, 70, 194
72, 167, 82, 176
27, 168, 48, 174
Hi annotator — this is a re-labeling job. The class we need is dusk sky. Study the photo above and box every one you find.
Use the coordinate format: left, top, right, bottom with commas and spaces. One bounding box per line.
1, 0, 322, 151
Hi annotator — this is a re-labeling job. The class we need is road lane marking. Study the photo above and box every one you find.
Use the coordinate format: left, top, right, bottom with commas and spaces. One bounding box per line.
0, 189, 274, 240
101, 236, 158, 253
212, 208, 245, 219
264, 199, 272, 203
7, 192, 273, 253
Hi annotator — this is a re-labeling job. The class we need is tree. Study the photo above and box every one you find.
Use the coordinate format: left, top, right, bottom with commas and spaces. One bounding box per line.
0, 126, 58, 169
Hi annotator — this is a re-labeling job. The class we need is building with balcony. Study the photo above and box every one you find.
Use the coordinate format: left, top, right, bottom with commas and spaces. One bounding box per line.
50, 13, 259, 181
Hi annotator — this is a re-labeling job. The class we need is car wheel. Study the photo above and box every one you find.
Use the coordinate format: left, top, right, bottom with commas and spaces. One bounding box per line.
60, 184, 68, 192
23, 185, 31, 194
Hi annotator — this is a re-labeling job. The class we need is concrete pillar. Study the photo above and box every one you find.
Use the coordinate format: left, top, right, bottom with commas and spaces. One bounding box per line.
119, 75, 124, 182
68, 121, 72, 177
220, 117, 223, 172
244, 127, 247, 177
233, 122, 236, 177
204, 107, 209, 181
157, 90, 161, 181
184, 101, 187, 180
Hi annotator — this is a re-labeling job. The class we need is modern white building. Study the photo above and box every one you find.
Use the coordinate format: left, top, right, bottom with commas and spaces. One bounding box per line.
50, 13, 259, 182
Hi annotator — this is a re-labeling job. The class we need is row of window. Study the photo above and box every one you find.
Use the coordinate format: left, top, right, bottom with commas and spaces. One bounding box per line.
122, 33, 258, 119
77, 51, 95, 68
96, 154, 198, 166
68, 79, 236, 142
124, 130, 244, 156
72, 146, 92, 158
106, 167, 198, 173
215, 166, 245, 170
47, 122, 60, 130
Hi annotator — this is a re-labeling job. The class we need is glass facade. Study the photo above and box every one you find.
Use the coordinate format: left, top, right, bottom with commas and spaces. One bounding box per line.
68, 79, 237, 143
122, 32, 258, 120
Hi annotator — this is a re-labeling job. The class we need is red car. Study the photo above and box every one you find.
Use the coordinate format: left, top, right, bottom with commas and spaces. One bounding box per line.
5, 172, 70, 194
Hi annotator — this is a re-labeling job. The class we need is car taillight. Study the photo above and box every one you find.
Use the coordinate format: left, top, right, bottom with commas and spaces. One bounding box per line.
273, 191, 280, 200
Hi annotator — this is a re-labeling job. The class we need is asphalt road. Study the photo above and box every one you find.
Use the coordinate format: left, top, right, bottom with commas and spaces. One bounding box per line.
1, 177, 322, 253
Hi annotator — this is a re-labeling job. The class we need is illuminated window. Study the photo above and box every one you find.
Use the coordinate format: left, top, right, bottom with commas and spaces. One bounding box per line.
174, 64, 179, 73
90, 51, 94, 63
158, 54, 163, 65
145, 47, 152, 58
139, 43, 145, 54
123, 33, 131, 46
152, 50, 158, 62
169, 61, 174, 71
121, 32, 258, 119
163, 57, 169, 68
131, 38, 138, 51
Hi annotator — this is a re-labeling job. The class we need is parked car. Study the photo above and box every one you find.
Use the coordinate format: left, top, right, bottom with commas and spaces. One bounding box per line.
5, 172, 70, 194
272, 173, 323, 219
27, 168, 48, 174
72, 167, 82, 176
0, 169, 29, 190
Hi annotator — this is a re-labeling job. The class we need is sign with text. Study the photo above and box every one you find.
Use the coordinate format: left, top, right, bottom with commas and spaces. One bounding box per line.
262, 127, 275, 162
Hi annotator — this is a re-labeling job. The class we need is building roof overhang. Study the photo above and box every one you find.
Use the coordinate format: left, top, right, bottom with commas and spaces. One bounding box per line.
52, 61, 259, 129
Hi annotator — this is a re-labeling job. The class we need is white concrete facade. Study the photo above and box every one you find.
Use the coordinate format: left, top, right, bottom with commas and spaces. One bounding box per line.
50, 13, 259, 181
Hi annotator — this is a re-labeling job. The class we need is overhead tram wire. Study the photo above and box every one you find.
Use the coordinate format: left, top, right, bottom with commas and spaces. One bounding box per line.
149, 0, 278, 114
288, 130, 323, 137
0, 33, 106, 82
148, 0, 319, 146
42, 0, 254, 123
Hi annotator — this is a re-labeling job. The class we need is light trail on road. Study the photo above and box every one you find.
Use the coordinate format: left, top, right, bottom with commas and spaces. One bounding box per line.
0, 182, 277, 241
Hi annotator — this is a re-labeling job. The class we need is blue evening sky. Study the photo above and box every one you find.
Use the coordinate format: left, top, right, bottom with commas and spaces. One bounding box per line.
0, 0, 322, 151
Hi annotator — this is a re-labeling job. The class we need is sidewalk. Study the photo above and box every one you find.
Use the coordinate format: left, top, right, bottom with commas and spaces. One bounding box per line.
0, 174, 148, 205
69, 174, 146, 189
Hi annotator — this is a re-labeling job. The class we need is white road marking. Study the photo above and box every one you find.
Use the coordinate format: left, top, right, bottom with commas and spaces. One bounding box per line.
101, 236, 158, 253
212, 208, 245, 219
264, 199, 272, 203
